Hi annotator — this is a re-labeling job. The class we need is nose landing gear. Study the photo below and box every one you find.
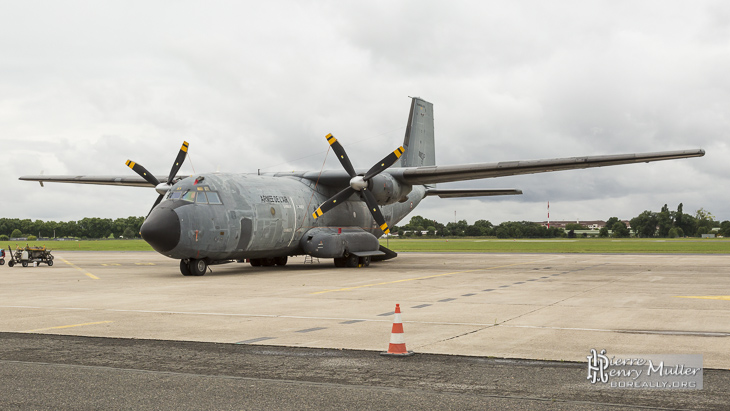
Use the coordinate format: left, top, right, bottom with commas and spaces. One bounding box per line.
180, 259, 207, 276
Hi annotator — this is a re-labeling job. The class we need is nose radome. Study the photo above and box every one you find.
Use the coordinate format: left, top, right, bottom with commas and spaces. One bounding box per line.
141, 206, 181, 253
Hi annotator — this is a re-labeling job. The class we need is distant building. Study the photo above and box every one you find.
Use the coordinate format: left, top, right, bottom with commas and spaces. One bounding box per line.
537, 220, 631, 230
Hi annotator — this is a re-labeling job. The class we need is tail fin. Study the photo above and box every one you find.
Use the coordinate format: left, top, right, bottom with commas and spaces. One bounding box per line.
398, 97, 435, 168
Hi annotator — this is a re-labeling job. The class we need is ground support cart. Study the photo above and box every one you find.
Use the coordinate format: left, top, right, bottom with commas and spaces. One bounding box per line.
7, 245, 54, 267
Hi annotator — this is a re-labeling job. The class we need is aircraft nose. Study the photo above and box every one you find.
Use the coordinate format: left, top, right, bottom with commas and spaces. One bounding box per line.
141, 206, 181, 253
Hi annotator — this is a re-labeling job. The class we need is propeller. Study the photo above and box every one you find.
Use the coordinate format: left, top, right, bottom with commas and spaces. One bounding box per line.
311, 134, 404, 234
126, 141, 189, 216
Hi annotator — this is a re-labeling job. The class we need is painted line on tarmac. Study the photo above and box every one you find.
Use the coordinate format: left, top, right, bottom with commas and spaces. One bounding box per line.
310, 258, 561, 295
61, 258, 99, 280
675, 296, 730, 301
24, 320, 113, 333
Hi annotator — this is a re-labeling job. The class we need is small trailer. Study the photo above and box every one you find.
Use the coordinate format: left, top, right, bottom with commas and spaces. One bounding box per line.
7, 245, 54, 267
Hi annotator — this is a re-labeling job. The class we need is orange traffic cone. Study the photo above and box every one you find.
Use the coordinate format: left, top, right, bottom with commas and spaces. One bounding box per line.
381, 303, 414, 357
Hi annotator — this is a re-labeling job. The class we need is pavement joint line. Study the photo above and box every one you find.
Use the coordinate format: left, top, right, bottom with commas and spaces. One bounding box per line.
23, 321, 113, 333
0, 304, 523, 327
60, 258, 99, 280
235, 337, 275, 344
296, 327, 327, 333
309, 257, 561, 295
8, 304, 720, 335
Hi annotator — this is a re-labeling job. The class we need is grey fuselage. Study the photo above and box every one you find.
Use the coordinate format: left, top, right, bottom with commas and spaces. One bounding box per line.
147, 173, 425, 262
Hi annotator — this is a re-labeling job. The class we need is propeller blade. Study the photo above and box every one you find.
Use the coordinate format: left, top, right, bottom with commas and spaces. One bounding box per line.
167, 141, 189, 184
360, 188, 390, 234
312, 186, 356, 219
147, 194, 164, 217
363, 146, 405, 180
126, 160, 161, 186
326, 134, 357, 178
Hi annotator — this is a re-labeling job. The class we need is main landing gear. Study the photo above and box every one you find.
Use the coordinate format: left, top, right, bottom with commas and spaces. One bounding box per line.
333, 255, 370, 268
180, 259, 207, 276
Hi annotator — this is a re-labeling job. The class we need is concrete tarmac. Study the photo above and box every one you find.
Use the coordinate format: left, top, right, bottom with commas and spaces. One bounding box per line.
1, 251, 729, 408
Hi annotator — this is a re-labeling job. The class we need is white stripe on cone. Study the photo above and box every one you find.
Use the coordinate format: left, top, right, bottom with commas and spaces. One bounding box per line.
382, 303, 413, 356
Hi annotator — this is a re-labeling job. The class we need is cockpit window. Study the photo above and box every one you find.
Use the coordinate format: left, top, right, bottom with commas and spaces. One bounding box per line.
182, 191, 197, 202
206, 192, 222, 204
173, 188, 223, 205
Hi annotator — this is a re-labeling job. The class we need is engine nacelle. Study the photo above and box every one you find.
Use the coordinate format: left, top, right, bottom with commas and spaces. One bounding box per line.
367, 174, 412, 205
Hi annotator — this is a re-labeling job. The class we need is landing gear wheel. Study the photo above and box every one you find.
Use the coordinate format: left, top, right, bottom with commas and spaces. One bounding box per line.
333, 257, 346, 267
47, 259, 53, 267
274, 256, 288, 266
358, 256, 371, 267
262, 258, 276, 267
22, 261, 28, 267
190, 259, 207, 276
180, 260, 192, 276
250, 258, 262, 267
8, 260, 14, 268
345, 254, 358, 268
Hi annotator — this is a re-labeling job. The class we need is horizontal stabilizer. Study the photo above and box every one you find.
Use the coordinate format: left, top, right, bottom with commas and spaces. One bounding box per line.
425, 189, 522, 198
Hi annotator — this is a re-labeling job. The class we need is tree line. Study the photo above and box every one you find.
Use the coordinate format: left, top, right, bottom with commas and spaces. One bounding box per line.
0, 217, 144, 241
1, 202, 727, 241
394, 203, 730, 239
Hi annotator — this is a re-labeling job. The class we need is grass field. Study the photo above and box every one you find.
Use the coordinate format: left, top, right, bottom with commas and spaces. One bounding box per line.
379, 238, 730, 254
6, 239, 153, 252
7, 238, 730, 254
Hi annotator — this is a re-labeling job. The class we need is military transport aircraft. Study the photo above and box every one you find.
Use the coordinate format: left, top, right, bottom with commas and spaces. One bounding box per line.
20, 97, 704, 276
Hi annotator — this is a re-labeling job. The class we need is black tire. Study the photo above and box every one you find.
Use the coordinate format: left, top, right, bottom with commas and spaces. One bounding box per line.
359, 256, 371, 267
262, 258, 276, 267
22, 261, 28, 267
190, 259, 207, 276
8, 260, 14, 268
47, 260, 53, 267
250, 258, 262, 267
0, 259, 4, 266
345, 254, 358, 268
180, 260, 192, 276
274, 256, 288, 266
333, 257, 346, 267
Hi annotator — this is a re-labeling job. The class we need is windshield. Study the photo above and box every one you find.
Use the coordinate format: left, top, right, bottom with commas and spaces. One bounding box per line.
171, 186, 223, 205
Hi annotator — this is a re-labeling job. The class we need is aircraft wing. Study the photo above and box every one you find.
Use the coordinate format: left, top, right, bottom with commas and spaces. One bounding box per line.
424, 189, 522, 198
18, 175, 172, 187
388, 149, 705, 185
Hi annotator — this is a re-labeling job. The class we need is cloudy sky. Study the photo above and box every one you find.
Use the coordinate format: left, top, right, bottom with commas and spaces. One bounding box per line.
1, 1, 727, 225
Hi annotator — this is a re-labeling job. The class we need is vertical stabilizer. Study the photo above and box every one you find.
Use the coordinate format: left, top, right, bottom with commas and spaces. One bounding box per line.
399, 97, 435, 168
